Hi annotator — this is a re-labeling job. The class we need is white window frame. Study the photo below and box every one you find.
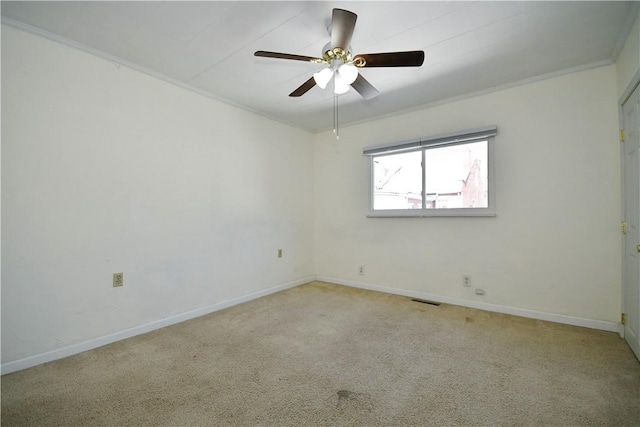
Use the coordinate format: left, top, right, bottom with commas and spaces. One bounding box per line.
364, 126, 497, 217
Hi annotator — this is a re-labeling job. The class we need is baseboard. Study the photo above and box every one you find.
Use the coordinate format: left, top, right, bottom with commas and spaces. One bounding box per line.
1, 276, 314, 375
316, 276, 620, 333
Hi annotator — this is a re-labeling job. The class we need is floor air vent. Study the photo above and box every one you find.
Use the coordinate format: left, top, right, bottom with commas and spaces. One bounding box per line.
412, 298, 441, 306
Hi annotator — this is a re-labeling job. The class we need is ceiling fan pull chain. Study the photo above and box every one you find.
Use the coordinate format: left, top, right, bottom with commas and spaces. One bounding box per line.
337, 95, 340, 140
334, 92, 340, 140
333, 73, 340, 139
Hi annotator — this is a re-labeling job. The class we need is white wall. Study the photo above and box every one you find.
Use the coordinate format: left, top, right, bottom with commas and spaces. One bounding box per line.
616, 9, 639, 99
314, 65, 621, 325
1, 26, 315, 365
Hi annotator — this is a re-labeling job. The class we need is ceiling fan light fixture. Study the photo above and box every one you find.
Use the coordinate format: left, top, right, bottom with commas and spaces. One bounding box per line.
337, 63, 358, 84
333, 75, 351, 95
313, 67, 333, 89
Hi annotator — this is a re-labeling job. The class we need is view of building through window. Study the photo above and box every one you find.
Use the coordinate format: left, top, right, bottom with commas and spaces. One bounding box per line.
373, 141, 488, 210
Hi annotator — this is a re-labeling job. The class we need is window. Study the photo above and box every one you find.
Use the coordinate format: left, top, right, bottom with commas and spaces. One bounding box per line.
364, 126, 496, 217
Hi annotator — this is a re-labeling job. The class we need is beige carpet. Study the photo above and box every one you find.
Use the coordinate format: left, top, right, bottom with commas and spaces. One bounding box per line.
2, 281, 640, 426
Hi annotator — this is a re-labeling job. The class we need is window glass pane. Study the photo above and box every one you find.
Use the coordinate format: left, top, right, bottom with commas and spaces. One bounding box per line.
424, 141, 488, 209
373, 151, 422, 210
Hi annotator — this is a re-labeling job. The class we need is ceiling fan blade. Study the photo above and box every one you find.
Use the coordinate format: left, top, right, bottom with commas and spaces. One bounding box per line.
255, 50, 324, 63
330, 8, 357, 51
351, 74, 379, 100
289, 77, 317, 97
354, 51, 425, 68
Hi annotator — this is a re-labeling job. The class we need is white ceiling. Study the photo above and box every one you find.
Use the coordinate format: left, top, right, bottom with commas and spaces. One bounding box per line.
2, 1, 637, 133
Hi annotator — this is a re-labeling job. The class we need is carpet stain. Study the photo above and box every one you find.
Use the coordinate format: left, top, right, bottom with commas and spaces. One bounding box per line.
337, 389, 373, 411
337, 390, 358, 401
465, 317, 474, 323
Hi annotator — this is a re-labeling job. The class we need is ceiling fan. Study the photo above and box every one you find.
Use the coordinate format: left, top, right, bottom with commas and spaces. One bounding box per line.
254, 8, 425, 100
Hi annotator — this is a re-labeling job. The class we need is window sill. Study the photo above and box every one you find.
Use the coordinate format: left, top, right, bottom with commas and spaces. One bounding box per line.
367, 209, 496, 218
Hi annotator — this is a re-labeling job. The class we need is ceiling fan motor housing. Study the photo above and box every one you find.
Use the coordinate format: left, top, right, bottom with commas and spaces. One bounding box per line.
321, 43, 366, 68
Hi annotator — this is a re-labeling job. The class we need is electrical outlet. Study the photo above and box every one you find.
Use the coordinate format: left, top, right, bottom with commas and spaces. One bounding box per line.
463, 275, 471, 287
113, 272, 123, 287
278, 249, 283, 258
358, 266, 365, 276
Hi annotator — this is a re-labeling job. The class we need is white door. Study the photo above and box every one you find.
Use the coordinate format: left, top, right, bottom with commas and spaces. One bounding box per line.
622, 83, 640, 360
